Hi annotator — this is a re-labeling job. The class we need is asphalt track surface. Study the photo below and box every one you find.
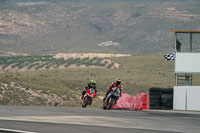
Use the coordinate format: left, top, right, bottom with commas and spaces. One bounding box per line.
0, 106, 200, 133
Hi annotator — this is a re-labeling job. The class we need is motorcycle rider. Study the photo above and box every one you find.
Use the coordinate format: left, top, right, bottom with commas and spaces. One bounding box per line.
81, 80, 97, 99
103, 78, 123, 102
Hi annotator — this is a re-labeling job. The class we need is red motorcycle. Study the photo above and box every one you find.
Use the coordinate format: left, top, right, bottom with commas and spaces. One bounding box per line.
82, 88, 96, 108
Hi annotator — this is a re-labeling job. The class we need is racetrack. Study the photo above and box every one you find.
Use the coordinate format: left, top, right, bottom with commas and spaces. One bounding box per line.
0, 106, 200, 133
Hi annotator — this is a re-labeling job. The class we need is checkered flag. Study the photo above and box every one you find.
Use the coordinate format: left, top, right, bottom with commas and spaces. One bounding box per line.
164, 53, 175, 61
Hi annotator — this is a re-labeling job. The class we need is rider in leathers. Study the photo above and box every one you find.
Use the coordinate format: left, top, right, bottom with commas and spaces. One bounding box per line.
82, 80, 97, 99
103, 78, 123, 102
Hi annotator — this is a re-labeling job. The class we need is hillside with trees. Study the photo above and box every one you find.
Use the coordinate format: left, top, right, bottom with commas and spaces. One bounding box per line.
0, 0, 200, 55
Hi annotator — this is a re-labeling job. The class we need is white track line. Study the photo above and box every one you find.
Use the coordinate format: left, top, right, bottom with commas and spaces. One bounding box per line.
0, 128, 37, 133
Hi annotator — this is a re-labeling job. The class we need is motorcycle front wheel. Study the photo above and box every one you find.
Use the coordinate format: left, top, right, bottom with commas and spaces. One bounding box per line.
82, 97, 90, 108
107, 97, 115, 110
103, 102, 107, 110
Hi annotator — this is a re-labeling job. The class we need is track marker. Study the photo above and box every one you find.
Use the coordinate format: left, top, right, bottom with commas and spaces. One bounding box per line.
0, 128, 37, 133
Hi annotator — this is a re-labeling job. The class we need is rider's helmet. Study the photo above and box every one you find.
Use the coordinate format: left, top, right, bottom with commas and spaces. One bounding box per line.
90, 79, 96, 87
116, 78, 121, 86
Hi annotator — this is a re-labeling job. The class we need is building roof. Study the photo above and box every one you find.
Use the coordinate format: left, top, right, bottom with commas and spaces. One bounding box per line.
168, 30, 200, 33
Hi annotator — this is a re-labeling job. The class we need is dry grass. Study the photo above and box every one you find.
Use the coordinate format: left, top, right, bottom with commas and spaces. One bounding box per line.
0, 54, 176, 108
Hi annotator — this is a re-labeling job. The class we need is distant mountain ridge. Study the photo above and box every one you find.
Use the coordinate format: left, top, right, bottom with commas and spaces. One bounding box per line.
0, 0, 200, 55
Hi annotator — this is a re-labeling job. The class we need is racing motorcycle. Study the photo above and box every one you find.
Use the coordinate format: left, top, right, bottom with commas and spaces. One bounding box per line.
103, 87, 121, 110
82, 88, 96, 108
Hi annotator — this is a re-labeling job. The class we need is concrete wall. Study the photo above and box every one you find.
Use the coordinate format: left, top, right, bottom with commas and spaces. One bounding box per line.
174, 86, 200, 111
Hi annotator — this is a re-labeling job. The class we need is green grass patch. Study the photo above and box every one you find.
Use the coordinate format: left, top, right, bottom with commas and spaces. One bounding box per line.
0, 55, 114, 70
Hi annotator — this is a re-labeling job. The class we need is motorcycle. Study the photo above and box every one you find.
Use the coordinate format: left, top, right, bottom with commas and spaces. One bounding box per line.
82, 88, 96, 108
103, 87, 121, 110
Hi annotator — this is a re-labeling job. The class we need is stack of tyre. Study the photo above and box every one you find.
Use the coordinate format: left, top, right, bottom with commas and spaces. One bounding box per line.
149, 87, 173, 110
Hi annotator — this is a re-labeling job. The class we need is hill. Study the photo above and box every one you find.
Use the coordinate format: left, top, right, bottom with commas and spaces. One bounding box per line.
1, 53, 200, 107
0, 0, 200, 55
0, 53, 131, 72
0, 54, 175, 107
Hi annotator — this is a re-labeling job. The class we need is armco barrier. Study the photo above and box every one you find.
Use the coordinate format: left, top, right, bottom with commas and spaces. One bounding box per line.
111, 92, 149, 110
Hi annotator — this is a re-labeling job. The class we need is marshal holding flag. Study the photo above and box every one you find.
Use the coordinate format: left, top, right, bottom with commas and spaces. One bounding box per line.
164, 39, 181, 61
